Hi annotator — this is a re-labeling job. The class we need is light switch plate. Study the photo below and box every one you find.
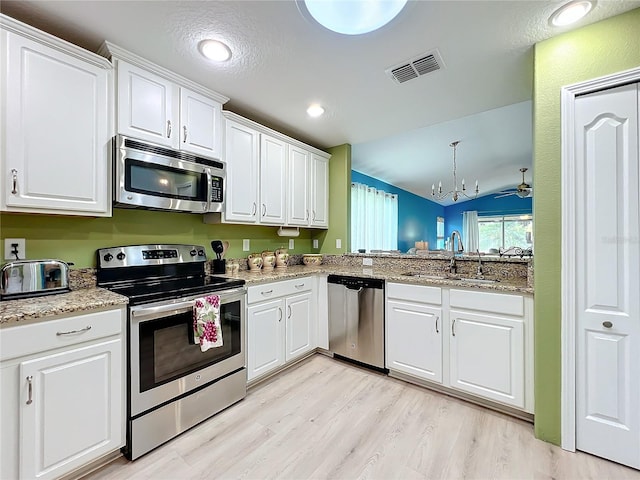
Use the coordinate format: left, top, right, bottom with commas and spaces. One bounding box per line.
313, 239, 319, 249
4, 238, 26, 260
289, 239, 295, 249
242, 239, 250, 252
336, 239, 342, 249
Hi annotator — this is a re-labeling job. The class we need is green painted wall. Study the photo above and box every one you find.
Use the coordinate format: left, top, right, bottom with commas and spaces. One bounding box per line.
0, 210, 318, 268
533, 8, 640, 444
319, 143, 351, 254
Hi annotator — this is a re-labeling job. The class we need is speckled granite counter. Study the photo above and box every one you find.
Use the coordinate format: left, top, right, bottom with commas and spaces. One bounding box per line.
224, 264, 533, 295
0, 288, 128, 327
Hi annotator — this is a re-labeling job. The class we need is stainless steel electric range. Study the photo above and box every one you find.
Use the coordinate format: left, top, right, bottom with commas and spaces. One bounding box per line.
96, 244, 246, 460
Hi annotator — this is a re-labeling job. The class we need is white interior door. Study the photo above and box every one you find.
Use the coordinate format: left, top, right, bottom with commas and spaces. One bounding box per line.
574, 82, 640, 469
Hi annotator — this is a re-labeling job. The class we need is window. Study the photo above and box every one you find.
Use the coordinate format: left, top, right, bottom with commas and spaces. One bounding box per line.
351, 183, 398, 252
478, 214, 533, 253
436, 216, 445, 249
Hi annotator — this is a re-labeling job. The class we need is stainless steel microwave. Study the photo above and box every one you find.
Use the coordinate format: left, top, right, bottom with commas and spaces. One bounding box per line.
114, 135, 224, 214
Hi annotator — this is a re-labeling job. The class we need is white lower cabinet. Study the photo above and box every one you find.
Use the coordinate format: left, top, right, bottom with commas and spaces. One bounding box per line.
0, 308, 126, 480
247, 278, 316, 382
386, 283, 533, 413
387, 299, 443, 383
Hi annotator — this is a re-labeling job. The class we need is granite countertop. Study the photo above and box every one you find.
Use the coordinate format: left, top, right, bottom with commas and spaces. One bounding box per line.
227, 265, 533, 294
0, 288, 128, 327
0, 262, 531, 328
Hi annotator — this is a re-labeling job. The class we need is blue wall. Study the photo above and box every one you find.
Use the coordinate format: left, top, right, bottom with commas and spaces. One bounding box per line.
444, 194, 533, 238
351, 170, 444, 252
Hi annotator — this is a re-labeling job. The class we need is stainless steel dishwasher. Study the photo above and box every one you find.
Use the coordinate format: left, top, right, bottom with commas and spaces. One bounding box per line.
327, 275, 385, 370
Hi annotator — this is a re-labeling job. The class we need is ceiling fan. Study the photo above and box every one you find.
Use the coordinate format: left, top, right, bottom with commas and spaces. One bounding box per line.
495, 167, 533, 199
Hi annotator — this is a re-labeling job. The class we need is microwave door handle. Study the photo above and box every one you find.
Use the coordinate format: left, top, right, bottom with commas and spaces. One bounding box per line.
205, 168, 212, 211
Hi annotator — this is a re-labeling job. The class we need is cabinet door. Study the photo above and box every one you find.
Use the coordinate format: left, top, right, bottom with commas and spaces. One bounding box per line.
3, 31, 110, 215
285, 292, 315, 361
20, 339, 123, 480
247, 299, 285, 381
180, 88, 222, 159
259, 134, 287, 224
449, 310, 524, 409
287, 145, 310, 226
117, 60, 178, 148
310, 154, 329, 228
224, 120, 259, 223
387, 300, 443, 383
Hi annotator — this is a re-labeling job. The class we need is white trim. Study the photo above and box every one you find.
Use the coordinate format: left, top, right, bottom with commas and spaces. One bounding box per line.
98, 41, 229, 104
560, 65, 640, 452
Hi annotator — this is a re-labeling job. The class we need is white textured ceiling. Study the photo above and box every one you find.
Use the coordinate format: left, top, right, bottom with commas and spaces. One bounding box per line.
2, 1, 638, 205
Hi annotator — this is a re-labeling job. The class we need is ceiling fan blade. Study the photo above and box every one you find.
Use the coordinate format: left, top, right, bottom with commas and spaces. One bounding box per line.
495, 192, 515, 199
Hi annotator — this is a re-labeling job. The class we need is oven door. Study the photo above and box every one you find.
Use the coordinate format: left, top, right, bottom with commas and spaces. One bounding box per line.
129, 287, 245, 417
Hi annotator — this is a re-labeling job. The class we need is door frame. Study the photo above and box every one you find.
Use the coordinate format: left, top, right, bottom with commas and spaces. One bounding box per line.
560, 66, 640, 451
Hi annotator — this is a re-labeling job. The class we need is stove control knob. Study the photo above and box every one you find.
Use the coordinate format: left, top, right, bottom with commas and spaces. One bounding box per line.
103, 253, 113, 262
117, 252, 126, 261
197, 249, 205, 257
190, 249, 197, 256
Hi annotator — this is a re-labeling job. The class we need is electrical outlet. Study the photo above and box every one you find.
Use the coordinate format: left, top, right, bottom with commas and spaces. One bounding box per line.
313, 239, 319, 249
336, 239, 342, 249
242, 239, 250, 252
363, 258, 373, 266
289, 239, 295, 249
5, 238, 26, 260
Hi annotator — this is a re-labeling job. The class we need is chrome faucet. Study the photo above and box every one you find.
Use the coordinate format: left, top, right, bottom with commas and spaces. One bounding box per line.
476, 249, 484, 277
449, 230, 464, 273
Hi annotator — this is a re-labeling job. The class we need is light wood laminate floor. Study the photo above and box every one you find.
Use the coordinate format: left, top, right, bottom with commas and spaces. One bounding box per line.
86, 355, 639, 480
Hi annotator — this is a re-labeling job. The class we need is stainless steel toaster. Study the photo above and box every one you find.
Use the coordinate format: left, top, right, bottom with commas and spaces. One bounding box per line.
0, 259, 70, 300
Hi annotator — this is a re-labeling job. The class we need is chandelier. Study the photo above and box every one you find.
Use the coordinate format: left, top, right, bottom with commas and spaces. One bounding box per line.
431, 140, 479, 202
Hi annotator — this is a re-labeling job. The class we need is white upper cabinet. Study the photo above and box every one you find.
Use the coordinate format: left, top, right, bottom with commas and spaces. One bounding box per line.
260, 134, 287, 224
287, 146, 311, 226
311, 153, 329, 228
180, 88, 222, 158
117, 60, 177, 148
104, 42, 227, 159
1, 16, 112, 216
224, 120, 259, 223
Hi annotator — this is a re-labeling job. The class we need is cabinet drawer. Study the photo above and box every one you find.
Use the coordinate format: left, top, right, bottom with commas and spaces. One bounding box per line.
450, 289, 524, 317
0, 308, 123, 362
387, 282, 442, 305
247, 277, 313, 304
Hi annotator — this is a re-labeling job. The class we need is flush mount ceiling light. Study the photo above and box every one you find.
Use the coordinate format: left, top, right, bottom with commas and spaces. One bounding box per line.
307, 104, 325, 117
549, 0, 595, 26
302, 0, 408, 35
198, 39, 232, 62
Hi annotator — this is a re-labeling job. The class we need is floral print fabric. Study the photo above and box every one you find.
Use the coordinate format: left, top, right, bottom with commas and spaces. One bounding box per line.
193, 295, 223, 352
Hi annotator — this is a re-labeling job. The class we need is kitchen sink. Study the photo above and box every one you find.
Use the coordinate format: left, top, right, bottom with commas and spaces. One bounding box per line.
458, 278, 500, 284
401, 273, 449, 280
401, 272, 499, 284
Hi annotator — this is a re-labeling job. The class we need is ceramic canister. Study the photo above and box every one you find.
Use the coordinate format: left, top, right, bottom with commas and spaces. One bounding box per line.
247, 253, 263, 271
261, 251, 276, 270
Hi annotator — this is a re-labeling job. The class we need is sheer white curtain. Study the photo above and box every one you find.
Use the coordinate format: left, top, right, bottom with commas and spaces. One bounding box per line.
462, 210, 479, 252
351, 183, 398, 252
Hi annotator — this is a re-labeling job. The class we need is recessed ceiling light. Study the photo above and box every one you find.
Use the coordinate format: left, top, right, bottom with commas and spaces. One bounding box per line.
307, 104, 325, 117
303, 0, 408, 35
198, 39, 232, 62
549, 0, 595, 27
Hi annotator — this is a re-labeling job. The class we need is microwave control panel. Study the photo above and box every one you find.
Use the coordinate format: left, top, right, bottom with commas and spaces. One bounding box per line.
210, 176, 223, 203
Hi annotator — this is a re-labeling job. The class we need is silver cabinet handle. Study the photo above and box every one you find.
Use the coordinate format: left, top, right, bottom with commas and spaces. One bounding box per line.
306, 209, 309, 221
261, 289, 273, 296
167, 120, 172, 138
287, 305, 292, 319
11, 169, 18, 194
56, 325, 92, 336
252, 203, 257, 215
183, 125, 187, 143
278, 307, 283, 322
603, 321, 613, 328
26, 376, 33, 405
262, 204, 266, 216
435, 315, 440, 334
452, 318, 456, 337
294, 283, 305, 289
312, 210, 316, 221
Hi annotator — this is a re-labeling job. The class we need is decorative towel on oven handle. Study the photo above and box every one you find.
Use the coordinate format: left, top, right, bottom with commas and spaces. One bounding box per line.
193, 295, 223, 352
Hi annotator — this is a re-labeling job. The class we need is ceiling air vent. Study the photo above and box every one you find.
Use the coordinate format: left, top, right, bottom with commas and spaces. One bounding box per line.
386, 49, 445, 84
